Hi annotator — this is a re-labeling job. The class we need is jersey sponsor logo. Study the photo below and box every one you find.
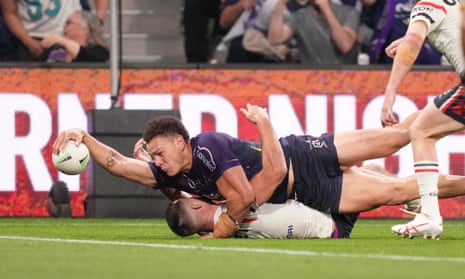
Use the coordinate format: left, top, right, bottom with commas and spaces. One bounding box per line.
411, 1, 447, 24
287, 225, 294, 238
195, 146, 216, 172
415, 1, 447, 13
413, 5, 436, 13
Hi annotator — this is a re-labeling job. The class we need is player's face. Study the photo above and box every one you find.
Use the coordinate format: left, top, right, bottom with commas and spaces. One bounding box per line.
146, 135, 187, 176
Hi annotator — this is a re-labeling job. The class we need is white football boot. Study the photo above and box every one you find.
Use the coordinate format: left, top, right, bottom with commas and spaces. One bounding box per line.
391, 213, 442, 240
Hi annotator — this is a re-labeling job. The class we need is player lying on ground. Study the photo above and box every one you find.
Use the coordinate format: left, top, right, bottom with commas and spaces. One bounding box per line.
164, 164, 465, 239
166, 198, 337, 239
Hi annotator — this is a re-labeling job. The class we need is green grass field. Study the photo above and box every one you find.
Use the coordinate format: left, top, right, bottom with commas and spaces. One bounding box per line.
1, 218, 465, 279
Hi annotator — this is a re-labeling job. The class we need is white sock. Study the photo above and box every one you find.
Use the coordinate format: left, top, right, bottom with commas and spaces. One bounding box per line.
414, 161, 441, 221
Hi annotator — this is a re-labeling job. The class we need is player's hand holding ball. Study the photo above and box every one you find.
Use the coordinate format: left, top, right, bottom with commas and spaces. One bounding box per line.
52, 140, 90, 175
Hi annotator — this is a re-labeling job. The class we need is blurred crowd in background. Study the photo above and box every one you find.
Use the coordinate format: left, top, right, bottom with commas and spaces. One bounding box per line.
0, 0, 447, 66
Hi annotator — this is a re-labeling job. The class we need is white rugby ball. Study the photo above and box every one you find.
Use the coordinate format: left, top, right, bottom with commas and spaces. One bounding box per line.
52, 140, 90, 175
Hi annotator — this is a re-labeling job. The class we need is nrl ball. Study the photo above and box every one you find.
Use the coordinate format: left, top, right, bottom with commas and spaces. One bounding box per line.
52, 141, 90, 175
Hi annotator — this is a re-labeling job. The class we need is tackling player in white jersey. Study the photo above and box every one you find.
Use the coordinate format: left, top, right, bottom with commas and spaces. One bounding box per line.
380, 0, 465, 239
233, 200, 336, 238
166, 198, 336, 239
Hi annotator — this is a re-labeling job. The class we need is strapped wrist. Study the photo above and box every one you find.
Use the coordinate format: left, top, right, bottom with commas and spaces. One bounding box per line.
212, 212, 240, 238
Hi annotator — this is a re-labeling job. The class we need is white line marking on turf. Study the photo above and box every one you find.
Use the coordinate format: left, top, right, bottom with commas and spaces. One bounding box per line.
0, 223, 166, 227
1, 235, 465, 263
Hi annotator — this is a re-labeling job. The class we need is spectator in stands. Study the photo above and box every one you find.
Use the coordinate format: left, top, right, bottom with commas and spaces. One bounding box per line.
0, 0, 108, 61
336, 0, 376, 12
39, 10, 109, 63
218, 0, 290, 63
182, 0, 225, 63
81, 0, 108, 24
219, 0, 257, 30
220, 0, 347, 64
359, 0, 442, 65
0, 8, 18, 61
286, 0, 312, 12
268, 0, 361, 64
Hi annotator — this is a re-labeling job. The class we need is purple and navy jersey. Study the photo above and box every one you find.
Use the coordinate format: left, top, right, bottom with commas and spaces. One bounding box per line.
149, 132, 263, 201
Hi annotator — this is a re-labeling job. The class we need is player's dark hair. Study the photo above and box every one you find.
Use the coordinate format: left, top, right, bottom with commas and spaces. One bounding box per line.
143, 116, 190, 142
165, 200, 197, 237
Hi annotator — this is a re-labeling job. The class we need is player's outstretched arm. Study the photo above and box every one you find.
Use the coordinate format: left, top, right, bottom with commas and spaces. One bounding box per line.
53, 129, 157, 187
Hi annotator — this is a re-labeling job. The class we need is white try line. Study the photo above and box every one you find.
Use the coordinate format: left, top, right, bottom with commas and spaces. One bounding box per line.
1, 235, 465, 263
0, 222, 166, 227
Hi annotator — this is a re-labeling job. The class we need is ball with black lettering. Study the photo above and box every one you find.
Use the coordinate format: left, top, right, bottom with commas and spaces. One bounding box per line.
52, 141, 90, 175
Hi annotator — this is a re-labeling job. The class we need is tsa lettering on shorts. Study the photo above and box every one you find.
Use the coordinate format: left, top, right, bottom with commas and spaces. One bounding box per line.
307, 139, 327, 149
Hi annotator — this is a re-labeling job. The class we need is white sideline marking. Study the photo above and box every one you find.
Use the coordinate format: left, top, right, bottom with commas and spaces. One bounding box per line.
0, 223, 165, 227
1, 235, 465, 263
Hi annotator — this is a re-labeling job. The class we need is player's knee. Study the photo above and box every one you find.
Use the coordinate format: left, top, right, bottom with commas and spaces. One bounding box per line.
385, 127, 410, 151
394, 127, 410, 148
408, 124, 434, 143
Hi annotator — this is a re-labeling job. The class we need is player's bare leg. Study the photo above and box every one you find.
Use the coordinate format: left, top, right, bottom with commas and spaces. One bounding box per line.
335, 127, 409, 170
338, 166, 465, 216
335, 111, 420, 170
392, 103, 465, 240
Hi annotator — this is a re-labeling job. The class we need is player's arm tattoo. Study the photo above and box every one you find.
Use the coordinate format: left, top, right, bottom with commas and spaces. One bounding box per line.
106, 150, 116, 166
